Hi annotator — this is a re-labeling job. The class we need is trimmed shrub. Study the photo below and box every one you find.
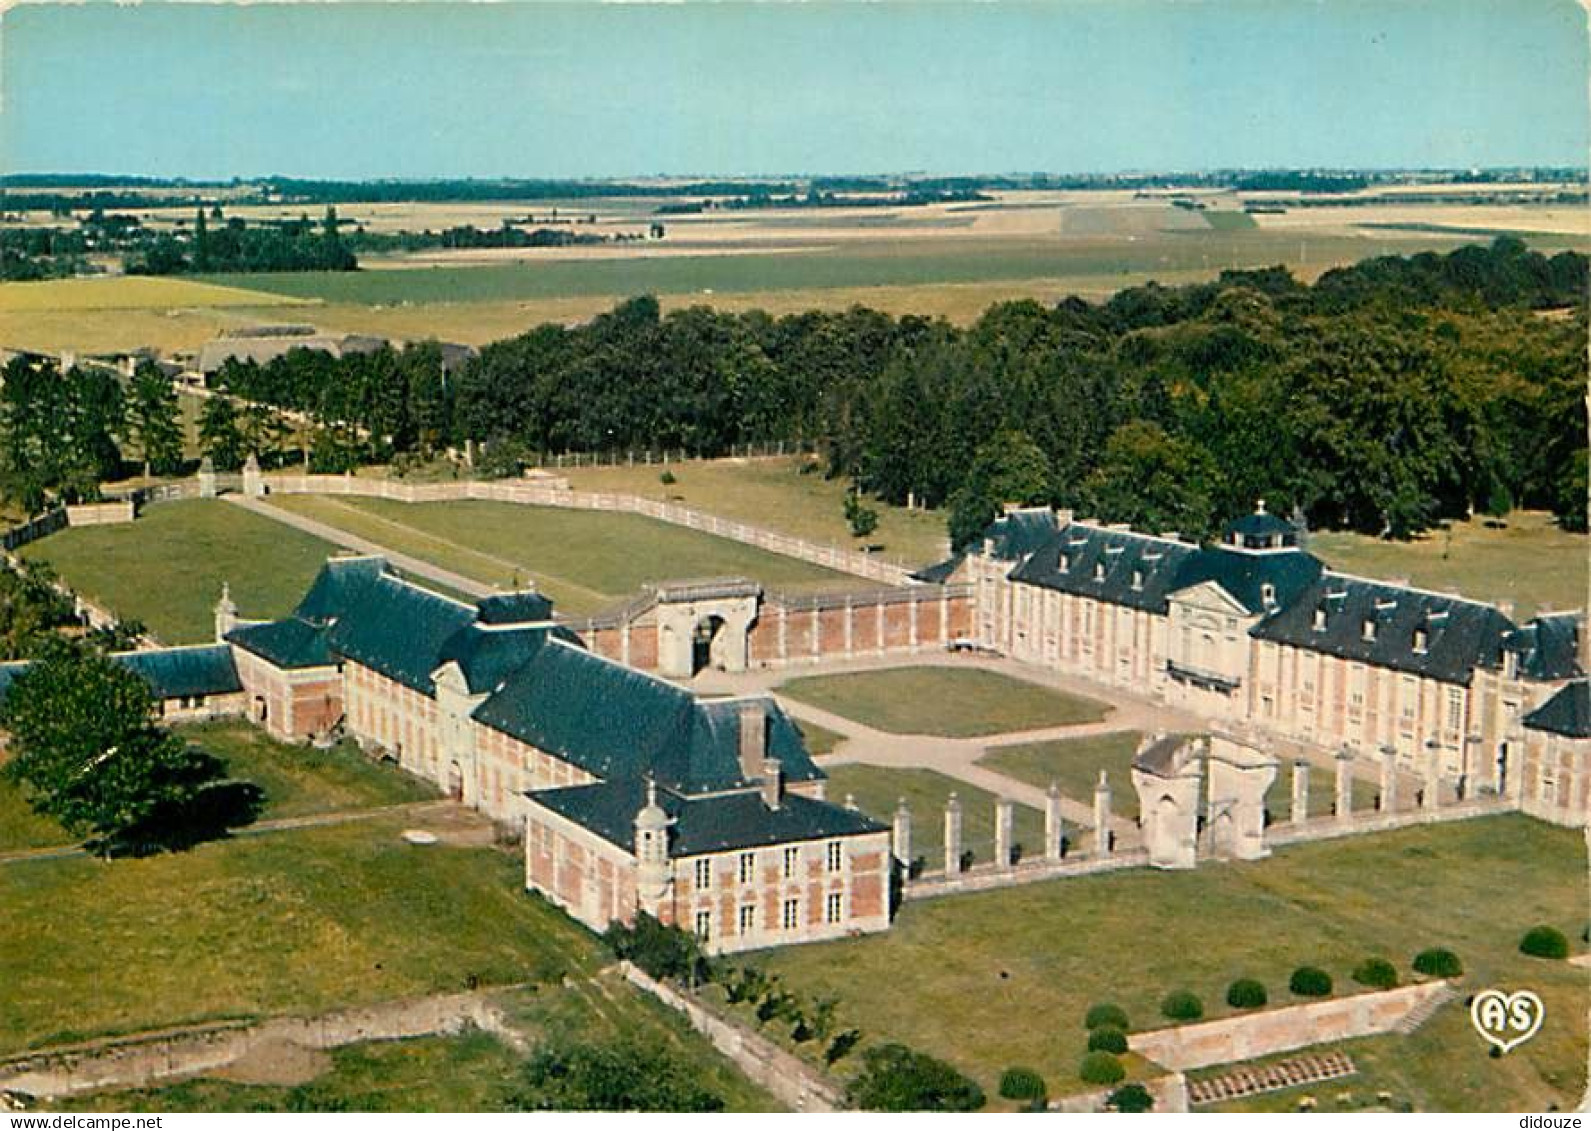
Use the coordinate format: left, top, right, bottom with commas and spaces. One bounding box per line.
998, 1067, 1047, 1104
659, 469, 677, 485
1084, 1002, 1129, 1031
1087, 1026, 1129, 1054
1108, 1083, 1156, 1113
1161, 990, 1204, 1022
1352, 957, 1399, 990
1079, 1051, 1126, 1086
847, 1043, 985, 1112
1412, 948, 1463, 978
1290, 966, 1334, 997
1227, 979, 1268, 1010
1520, 925, 1570, 960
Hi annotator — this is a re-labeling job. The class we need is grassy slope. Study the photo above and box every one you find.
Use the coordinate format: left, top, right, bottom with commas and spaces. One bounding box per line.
266, 495, 857, 614
755, 814, 1587, 1110
559, 457, 950, 568
777, 666, 1111, 738
0, 817, 601, 1054
822, 764, 1046, 872
1310, 511, 1585, 622
19, 500, 338, 644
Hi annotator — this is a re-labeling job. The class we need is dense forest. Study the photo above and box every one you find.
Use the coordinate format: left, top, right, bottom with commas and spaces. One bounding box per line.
198, 238, 1590, 546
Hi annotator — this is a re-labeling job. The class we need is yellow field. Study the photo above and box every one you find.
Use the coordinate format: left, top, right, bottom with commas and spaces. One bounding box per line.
0, 275, 307, 313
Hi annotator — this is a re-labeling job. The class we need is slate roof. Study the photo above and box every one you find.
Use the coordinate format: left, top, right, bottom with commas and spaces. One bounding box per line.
981, 507, 1062, 562
911, 555, 964, 584
472, 639, 821, 794
1223, 509, 1298, 546
526, 777, 886, 858
1251, 573, 1516, 685
1010, 524, 1201, 613
1524, 680, 1591, 739
227, 617, 336, 669
437, 623, 580, 695
0, 647, 242, 705
1505, 615, 1583, 682
197, 333, 388, 374
325, 574, 478, 694
1169, 544, 1324, 615
475, 592, 555, 625
293, 556, 386, 624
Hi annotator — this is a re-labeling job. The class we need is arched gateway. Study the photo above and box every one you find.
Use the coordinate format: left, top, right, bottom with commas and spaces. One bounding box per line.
653, 579, 762, 679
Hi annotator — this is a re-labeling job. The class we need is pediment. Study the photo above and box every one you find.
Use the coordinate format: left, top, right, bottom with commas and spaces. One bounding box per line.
1168, 580, 1251, 618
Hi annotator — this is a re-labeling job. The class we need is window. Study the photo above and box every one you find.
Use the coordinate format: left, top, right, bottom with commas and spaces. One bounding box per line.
1093, 562, 1106, 581
1130, 569, 1144, 591
1312, 607, 1327, 631
694, 910, 712, 941
1362, 619, 1377, 642
1261, 583, 1276, 608
1413, 628, 1428, 654
694, 859, 712, 890
738, 904, 756, 936
1059, 552, 1071, 573
1447, 688, 1464, 732
826, 892, 844, 924
738, 852, 756, 884
782, 898, 800, 931
826, 841, 843, 872
782, 846, 800, 878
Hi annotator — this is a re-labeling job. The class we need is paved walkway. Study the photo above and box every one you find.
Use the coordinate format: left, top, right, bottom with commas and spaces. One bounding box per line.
224, 495, 496, 599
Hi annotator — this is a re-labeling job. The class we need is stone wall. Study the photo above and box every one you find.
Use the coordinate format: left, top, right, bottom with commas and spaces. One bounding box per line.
65, 500, 135, 527
1128, 981, 1453, 1072
619, 963, 844, 1112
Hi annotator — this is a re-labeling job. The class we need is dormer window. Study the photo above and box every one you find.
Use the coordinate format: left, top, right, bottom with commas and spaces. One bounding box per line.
1312, 606, 1327, 631
1131, 569, 1144, 591
1093, 562, 1106, 582
1059, 552, 1070, 573
1413, 628, 1428, 654
1261, 582, 1276, 608
1362, 619, 1377, 642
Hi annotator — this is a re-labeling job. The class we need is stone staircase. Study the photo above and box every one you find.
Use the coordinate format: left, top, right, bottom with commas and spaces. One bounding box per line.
1393, 981, 1458, 1035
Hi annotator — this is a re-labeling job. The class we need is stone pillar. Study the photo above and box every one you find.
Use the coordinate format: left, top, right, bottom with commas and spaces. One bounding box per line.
1422, 746, 1442, 811
1093, 771, 1113, 857
994, 797, 1014, 869
1379, 747, 1399, 813
213, 582, 237, 642
1291, 760, 1310, 824
892, 798, 912, 872
1044, 782, 1065, 861
198, 455, 217, 498
944, 794, 963, 875
1334, 748, 1354, 825
242, 453, 264, 498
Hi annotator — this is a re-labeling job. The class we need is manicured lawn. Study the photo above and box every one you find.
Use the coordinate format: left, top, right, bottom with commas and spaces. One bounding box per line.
1311, 510, 1585, 621
0, 759, 74, 854
821, 764, 1046, 873
182, 719, 437, 819
55, 973, 778, 1113
979, 731, 1148, 818
19, 500, 339, 644
778, 665, 1110, 737
560, 457, 951, 568
267, 496, 858, 615
0, 816, 602, 1055
755, 814, 1588, 1109
794, 720, 847, 757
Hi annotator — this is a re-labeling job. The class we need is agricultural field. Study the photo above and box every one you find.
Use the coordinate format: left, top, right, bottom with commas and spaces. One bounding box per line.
559, 455, 950, 568
776, 665, 1111, 738
1310, 511, 1585, 621
820, 763, 1047, 872
756, 814, 1588, 1110
263, 495, 859, 614
0, 815, 602, 1056
19, 499, 339, 644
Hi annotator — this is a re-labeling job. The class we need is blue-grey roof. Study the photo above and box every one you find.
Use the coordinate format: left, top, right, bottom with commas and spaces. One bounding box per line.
437, 622, 581, 695
1170, 544, 1324, 616
981, 507, 1062, 562
1251, 574, 1515, 685
227, 617, 336, 669
1506, 615, 1583, 682
114, 645, 242, 699
293, 556, 386, 624
325, 574, 479, 694
475, 592, 555, 625
1223, 509, 1298, 546
1010, 524, 1201, 613
1524, 680, 1591, 739
527, 777, 886, 858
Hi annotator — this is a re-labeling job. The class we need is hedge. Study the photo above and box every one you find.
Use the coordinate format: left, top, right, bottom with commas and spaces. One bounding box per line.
1087, 1026, 1129, 1054
1289, 966, 1334, 997
1520, 925, 1570, 960
1226, 978, 1268, 1010
1160, 991, 1204, 1022
1080, 1051, 1126, 1086
1352, 957, 1399, 989
1084, 1002, 1130, 1031
1108, 1083, 1156, 1113
998, 1067, 1047, 1103
1412, 948, 1463, 977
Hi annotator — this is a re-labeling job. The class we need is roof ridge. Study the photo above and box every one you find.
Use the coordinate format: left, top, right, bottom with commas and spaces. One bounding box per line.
1318, 569, 1512, 614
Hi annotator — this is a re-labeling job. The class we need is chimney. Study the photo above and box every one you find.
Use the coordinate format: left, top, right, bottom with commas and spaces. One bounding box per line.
737, 700, 767, 782
761, 758, 783, 810
1497, 599, 1516, 623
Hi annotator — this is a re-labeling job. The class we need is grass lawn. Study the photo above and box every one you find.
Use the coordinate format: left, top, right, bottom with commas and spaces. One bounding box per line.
181, 719, 437, 819
795, 720, 847, 757
1311, 511, 1586, 621
19, 499, 338, 644
53, 973, 777, 1113
755, 814, 1588, 1110
0, 758, 75, 854
0, 816, 602, 1055
821, 764, 1046, 872
559, 456, 950, 568
778, 665, 1111, 737
266, 495, 858, 615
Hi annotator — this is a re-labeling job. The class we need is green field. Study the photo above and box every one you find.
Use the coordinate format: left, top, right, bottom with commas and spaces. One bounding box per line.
20, 500, 339, 644
777, 666, 1111, 737
0, 816, 601, 1055
822, 764, 1047, 871
53, 973, 777, 1113
1310, 511, 1585, 621
1202, 210, 1258, 231
560, 456, 950, 568
794, 720, 846, 757
756, 814, 1588, 1109
266, 495, 858, 614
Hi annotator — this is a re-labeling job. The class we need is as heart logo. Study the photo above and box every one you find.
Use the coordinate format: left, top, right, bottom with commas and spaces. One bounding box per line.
1469, 989, 1545, 1054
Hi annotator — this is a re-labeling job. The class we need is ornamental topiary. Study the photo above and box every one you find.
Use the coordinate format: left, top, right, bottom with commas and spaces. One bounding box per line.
1412, 948, 1463, 978
1079, 1051, 1126, 1086
1227, 978, 1268, 1010
1289, 966, 1334, 997
1084, 1002, 1130, 1031
1352, 957, 1399, 990
1520, 925, 1570, 960
1087, 1026, 1129, 1054
998, 1067, 1047, 1104
1160, 990, 1204, 1022
1108, 1083, 1156, 1113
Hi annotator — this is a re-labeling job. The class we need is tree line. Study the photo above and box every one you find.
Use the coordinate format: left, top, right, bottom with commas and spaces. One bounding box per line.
205, 238, 1587, 545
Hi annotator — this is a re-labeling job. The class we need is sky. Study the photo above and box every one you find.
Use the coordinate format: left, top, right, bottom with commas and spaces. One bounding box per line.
1, 0, 1587, 180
